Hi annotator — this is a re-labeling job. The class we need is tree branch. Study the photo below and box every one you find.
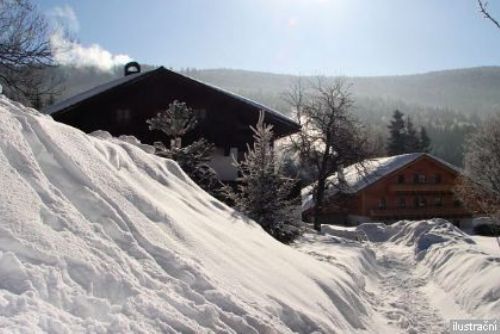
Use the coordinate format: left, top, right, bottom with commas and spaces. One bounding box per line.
478, 0, 500, 29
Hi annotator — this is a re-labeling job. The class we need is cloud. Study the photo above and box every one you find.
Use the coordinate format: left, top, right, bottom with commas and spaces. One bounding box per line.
47, 5, 132, 72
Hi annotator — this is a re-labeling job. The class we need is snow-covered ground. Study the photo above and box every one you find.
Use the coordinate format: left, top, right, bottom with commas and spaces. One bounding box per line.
300, 220, 500, 333
0, 96, 498, 333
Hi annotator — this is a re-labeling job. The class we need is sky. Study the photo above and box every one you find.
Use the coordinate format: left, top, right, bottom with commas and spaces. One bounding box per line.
38, 0, 500, 76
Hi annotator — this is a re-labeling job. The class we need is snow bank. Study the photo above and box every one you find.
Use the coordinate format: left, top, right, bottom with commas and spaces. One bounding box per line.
358, 219, 500, 319
391, 220, 500, 318
0, 96, 380, 333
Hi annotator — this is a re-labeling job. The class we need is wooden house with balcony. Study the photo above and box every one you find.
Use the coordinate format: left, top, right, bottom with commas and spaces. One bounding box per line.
302, 153, 479, 227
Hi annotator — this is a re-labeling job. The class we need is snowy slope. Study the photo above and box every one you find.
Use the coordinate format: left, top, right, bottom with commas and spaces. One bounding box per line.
0, 96, 385, 333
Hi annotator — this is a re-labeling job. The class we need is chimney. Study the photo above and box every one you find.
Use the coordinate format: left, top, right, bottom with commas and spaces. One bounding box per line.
124, 61, 141, 76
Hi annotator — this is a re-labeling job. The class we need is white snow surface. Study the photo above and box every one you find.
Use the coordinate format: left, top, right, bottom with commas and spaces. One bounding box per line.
0, 96, 381, 333
362, 219, 500, 320
312, 219, 500, 333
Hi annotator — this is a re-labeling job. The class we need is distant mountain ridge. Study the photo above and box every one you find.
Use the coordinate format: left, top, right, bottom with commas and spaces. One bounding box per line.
187, 66, 500, 116
54, 65, 500, 117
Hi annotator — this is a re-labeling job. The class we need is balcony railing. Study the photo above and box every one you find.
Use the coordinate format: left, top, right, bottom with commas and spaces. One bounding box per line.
370, 206, 471, 219
389, 184, 452, 193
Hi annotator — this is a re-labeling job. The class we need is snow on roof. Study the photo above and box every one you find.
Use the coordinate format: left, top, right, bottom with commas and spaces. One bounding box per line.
302, 153, 461, 211
43, 67, 298, 128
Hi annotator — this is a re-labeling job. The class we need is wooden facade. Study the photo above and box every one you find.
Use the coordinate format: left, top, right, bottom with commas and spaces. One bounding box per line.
304, 154, 477, 225
46, 66, 299, 150
45, 65, 300, 181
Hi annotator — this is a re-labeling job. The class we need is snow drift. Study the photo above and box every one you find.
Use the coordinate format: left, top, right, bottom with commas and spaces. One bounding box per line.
358, 219, 500, 319
0, 96, 382, 333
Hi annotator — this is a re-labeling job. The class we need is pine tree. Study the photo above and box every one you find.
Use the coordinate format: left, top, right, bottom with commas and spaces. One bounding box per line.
154, 139, 220, 193
387, 110, 406, 155
418, 126, 431, 153
222, 111, 302, 243
405, 116, 420, 152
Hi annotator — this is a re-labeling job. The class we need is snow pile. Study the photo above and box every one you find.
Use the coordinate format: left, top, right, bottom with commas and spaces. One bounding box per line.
388, 219, 476, 255
391, 220, 500, 318
360, 219, 500, 319
0, 96, 381, 333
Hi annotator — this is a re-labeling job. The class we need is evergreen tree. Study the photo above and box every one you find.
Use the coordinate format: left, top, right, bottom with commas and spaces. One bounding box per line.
222, 111, 302, 243
405, 116, 420, 152
418, 126, 431, 153
153, 139, 221, 193
387, 110, 406, 155
147, 100, 221, 194
387, 110, 432, 155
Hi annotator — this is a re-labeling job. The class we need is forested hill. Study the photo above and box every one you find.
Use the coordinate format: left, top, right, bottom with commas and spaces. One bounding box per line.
52, 65, 500, 116
46, 65, 500, 166
186, 67, 500, 116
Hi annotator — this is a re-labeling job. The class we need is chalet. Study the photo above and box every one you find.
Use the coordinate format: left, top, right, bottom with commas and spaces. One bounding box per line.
302, 153, 479, 227
45, 63, 300, 181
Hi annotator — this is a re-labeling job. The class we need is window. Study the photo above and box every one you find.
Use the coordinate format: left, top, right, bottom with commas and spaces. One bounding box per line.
397, 175, 405, 184
398, 197, 406, 208
224, 147, 239, 159
378, 198, 386, 209
116, 109, 131, 123
433, 197, 442, 207
430, 174, 442, 184
413, 174, 426, 184
415, 196, 427, 208
230, 147, 238, 160
196, 109, 207, 120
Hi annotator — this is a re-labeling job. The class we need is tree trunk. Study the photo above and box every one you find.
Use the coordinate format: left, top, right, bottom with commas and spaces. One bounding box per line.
170, 137, 182, 149
313, 178, 326, 232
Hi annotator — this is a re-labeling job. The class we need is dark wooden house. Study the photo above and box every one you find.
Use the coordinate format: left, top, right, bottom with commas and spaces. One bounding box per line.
45, 63, 300, 181
302, 153, 480, 227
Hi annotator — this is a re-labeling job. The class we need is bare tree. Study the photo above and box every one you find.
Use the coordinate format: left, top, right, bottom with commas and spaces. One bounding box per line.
0, 0, 56, 102
478, 0, 500, 30
286, 78, 369, 232
455, 114, 500, 245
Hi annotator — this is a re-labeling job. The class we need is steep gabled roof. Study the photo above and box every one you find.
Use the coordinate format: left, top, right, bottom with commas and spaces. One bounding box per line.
43, 70, 151, 115
44, 67, 299, 133
302, 153, 461, 211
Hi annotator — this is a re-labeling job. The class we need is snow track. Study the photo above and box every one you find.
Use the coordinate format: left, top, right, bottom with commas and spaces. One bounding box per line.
372, 244, 447, 334
310, 221, 500, 334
